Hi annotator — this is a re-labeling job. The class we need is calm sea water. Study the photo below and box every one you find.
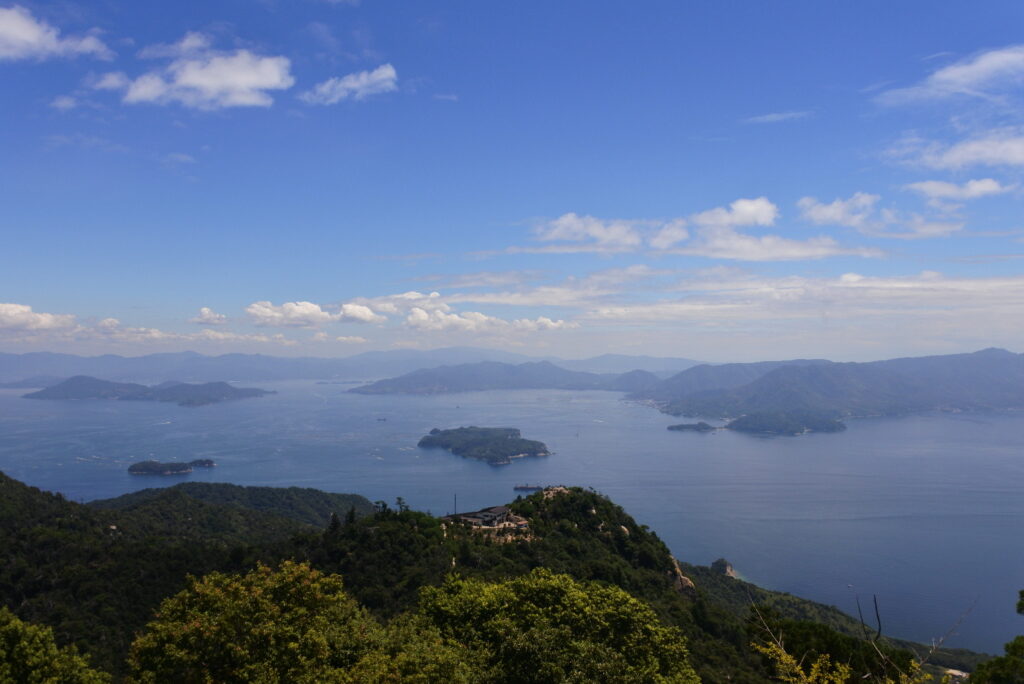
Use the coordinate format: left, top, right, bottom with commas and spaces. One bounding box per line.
0, 382, 1021, 653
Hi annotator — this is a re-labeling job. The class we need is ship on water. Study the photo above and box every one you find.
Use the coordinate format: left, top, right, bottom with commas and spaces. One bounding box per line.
513, 484, 545, 492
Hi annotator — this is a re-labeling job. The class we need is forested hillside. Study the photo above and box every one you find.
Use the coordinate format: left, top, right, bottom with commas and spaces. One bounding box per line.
0, 473, 991, 681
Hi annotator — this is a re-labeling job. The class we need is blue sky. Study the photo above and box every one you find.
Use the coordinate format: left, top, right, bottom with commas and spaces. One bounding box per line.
2, 0, 1023, 361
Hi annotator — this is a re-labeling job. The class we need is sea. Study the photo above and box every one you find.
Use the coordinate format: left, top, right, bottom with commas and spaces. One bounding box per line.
0, 381, 1021, 654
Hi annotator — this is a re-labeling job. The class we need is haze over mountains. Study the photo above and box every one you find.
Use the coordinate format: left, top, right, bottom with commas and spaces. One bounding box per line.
0, 348, 700, 385
350, 361, 662, 395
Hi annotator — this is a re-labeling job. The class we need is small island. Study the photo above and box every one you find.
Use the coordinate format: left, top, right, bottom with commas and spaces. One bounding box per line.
725, 411, 846, 436
418, 426, 549, 466
667, 422, 716, 433
128, 459, 217, 475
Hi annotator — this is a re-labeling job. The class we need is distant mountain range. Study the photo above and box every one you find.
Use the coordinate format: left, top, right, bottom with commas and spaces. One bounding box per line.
0, 348, 701, 384
632, 347, 1024, 420
350, 348, 1024, 434
24, 376, 272, 407
349, 361, 662, 395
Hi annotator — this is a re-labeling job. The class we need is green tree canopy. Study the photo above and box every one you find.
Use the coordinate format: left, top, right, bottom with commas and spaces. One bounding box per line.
0, 606, 109, 684
417, 567, 700, 683
128, 561, 385, 683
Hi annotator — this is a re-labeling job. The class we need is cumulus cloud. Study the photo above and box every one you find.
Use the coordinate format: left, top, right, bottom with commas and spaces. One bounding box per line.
336, 335, 367, 343
338, 303, 384, 323
190, 307, 227, 325
877, 45, 1024, 105
0, 5, 112, 61
0, 303, 76, 331
691, 197, 779, 228
742, 110, 812, 124
246, 300, 385, 328
246, 301, 336, 328
798, 192, 880, 229
350, 291, 448, 314
405, 307, 576, 333
96, 32, 294, 110
299, 64, 397, 105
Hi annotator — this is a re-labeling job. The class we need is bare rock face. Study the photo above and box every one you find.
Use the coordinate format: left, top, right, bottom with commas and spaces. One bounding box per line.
669, 557, 697, 599
710, 558, 737, 578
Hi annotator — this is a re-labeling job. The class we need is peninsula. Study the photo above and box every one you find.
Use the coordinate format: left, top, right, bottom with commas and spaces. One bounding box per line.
418, 426, 550, 465
23, 376, 273, 407
667, 422, 716, 432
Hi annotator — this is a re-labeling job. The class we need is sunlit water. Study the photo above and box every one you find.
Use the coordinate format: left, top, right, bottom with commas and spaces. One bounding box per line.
0, 382, 1021, 653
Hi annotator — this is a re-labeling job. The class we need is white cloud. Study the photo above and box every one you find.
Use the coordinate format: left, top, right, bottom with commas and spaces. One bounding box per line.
190, 307, 227, 325
742, 110, 812, 124
92, 71, 130, 90
878, 45, 1024, 104
914, 133, 1024, 169
338, 303, 384, 323
0, 303, 76, 331
534, 213, 644, 251
246, 300, 338, 328
245, 300, 384, 328
98, 33, 294, 110
405, 307, 576, 333
649, 220, 689, 249
299, 64, 397, 105
0, 5, 112, 61
692, 197, 779, 228
904, 178, 1013, 201
524, 214, 689, 254
671, 226, 883, 261
336, 335, 367, 343
797, 192, 963, 239
351, 291, 449, 315
797, 192, 880, 229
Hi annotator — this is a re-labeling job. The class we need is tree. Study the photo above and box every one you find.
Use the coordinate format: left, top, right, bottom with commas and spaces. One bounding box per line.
970, 591, 1024, 684
417, 568, 700, 683
0, 607, 109, 683
127, 561, 385, 683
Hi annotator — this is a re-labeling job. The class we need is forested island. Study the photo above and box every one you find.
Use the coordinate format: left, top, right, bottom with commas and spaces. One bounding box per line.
0, 471, 997, 681
725, 411, 847, 436
418, 426, 550, 465
23, 376, 272, 407
128, 459, 217, 475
